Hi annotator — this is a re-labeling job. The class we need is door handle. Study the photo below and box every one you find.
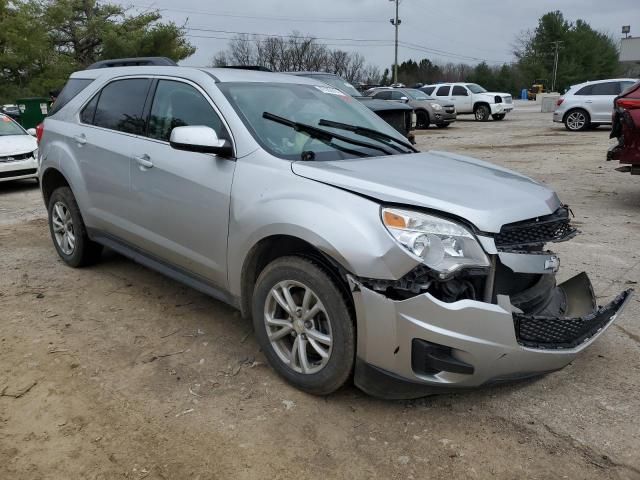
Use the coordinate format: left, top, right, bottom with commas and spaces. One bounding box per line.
134, 154, 153, 169
585, 100, 593, 103
73, 134, 86, 145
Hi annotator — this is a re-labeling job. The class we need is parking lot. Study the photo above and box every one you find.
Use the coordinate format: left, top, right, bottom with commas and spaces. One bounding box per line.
2, 102, 640, 479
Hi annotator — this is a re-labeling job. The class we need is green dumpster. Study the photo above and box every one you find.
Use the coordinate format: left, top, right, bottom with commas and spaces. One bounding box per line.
16, 97, 50, 129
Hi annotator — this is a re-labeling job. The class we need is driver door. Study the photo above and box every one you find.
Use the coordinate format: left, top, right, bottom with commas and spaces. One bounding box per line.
129, 78, 236, 288
450, 85, 472, 113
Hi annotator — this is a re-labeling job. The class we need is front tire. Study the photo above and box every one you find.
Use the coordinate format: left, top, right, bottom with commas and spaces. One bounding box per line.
564, 109, 590, 131
474, 104, 490, 121
492, 114, 506, 121
416, 110, 430, 129
47, 187, 102, 267
252, 256, 355, 395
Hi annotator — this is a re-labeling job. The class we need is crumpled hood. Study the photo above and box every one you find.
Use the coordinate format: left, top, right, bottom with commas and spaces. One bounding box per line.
292, 151, 561, 233
0, 134, 37, 156
478, 91, 512, 99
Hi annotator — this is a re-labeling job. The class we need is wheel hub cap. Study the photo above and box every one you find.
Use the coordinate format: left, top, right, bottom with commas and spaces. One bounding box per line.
51, 201, 75, 256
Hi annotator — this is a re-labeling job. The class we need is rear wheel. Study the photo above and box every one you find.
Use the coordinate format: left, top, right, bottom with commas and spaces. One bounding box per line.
416, 110, 430, 129
474, 104, 490, 121
252, 256, 355, 395
47, 187, 102, 267
564, 109, 590, 131
492, 114, 506, 121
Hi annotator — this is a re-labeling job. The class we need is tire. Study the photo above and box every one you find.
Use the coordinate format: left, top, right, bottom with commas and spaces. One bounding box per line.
474, 104, 490, 121
436, 123, 450, 128
492, 114, 506, 121
416, 110, 430, 129
564, 109, 590, 132
47, 186, 102, 267
252, 256, 355, 395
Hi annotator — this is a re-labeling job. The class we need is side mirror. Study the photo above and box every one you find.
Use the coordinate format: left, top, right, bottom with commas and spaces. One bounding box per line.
27, 128, 37, 136
169, 126, 233, 157
400, 96, 409, 102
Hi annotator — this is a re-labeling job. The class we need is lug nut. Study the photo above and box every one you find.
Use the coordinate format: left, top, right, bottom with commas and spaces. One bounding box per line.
304, 321, 312, 328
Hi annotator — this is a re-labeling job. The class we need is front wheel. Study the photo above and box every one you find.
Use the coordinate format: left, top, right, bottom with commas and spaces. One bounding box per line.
436, 123, 450, 128
416, 111, 430, 129
492, 114, 506, 121
252, 256, 355, 395
474, 104, 490, 121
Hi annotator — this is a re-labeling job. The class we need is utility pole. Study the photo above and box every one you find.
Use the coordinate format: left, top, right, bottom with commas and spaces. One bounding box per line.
551, 40, 564, 93
389, 0, 401, 84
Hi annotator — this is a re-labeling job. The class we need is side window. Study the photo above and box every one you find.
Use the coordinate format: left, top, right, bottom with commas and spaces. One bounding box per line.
374, 91, 392, 100
80, 93, 99, 124
148, 80, 227, 142
436, 86, 450, 96
452, 85, 468, 96
575, 85, 593, 95
422, 86, 435, 95
93, 78, 151, 135
591, 82, 620, 96
620, 81, 636, 94
390, 91, 405, 100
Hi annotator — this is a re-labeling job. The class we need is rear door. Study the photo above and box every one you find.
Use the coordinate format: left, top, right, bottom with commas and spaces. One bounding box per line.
450, 85, 472, 113
129, 78, 236, 286
77, 77, 153, 241
589, 81, 621, 122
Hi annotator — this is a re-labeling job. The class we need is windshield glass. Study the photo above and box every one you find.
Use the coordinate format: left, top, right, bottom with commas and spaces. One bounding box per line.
304, 74, 362, 97
466, 83, 487, 94
0, 115, 26, 136
218, 82, 408, 161
405, 89, 430, 100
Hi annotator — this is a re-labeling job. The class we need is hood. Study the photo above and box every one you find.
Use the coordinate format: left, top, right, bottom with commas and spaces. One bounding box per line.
0, 134, 37, 156
478, 91, 512, 99
292, 151, 561, 233
356, 96, 413, 112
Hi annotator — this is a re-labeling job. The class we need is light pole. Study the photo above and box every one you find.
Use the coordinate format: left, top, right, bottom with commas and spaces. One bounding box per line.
551, 40, 564, 93
389, 0, 401, 84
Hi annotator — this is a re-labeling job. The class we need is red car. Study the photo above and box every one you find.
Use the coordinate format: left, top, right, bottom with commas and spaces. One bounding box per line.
608, 80, 640, 173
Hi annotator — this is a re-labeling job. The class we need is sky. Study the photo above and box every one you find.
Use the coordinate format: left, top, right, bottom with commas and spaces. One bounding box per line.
117, 0, 639, 69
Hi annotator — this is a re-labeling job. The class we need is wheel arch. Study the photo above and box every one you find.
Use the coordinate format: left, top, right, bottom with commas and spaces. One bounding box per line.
473, 101, 491, 112
41, 167, 72, 208
562, 107, 590, 123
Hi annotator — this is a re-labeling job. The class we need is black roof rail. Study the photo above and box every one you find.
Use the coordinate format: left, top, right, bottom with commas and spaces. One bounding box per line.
86, 57, 178, 69
218, 65, 273, 72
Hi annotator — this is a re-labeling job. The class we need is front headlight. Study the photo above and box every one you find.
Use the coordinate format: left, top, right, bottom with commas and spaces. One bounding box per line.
430, 103, 443, 111
382, 208, 490, 278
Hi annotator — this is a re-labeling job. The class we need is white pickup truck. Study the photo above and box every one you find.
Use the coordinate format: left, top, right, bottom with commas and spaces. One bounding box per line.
421, 83, 514, 121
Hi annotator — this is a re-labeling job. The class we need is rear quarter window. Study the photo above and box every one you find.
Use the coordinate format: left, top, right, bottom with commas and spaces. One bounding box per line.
49, 78, 94, 116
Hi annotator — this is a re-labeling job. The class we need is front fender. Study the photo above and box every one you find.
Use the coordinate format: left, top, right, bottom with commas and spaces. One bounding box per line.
226, 153, 420, 297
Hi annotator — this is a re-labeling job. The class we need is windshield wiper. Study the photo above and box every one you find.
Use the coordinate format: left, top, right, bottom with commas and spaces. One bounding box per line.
318, 119, 418, 153
262, 112, 395, 157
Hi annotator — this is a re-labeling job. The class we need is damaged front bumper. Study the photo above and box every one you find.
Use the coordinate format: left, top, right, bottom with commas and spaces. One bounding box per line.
349, 270, 632, 400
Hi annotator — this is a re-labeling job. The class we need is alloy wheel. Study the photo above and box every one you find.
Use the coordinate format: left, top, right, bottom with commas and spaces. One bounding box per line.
264, 280, 333, 374
52, 201, 75, 255
566, 111, 586, 131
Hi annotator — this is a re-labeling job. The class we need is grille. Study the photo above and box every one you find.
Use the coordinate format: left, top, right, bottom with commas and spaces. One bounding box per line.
0, 151, 33, 163
513, 289, 631, 349
445, 107, 455, 113
377, 110, 408, 135
495, 206, 577, 250
505, 96, 513, 104
0, 168, 37, 179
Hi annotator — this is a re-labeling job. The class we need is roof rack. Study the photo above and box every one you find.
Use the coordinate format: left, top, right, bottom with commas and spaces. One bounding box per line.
218, 65, 273, 72
86, 57, 178, 70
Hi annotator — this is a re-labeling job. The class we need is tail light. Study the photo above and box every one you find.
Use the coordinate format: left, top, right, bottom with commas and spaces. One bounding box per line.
617, 98, 640, 110
556, 98, 564, 106
35, 122, 44, 143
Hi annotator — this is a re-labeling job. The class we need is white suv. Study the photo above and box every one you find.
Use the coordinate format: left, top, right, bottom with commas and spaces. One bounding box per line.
421, 83, 514, 121
553, 78, 637, 131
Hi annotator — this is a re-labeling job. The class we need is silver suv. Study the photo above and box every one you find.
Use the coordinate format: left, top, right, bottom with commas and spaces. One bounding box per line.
553, 78, 637, 131
39, 60, 631, 399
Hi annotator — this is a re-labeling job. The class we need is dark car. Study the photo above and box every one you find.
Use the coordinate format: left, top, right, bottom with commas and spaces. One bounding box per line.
1, 104, 21, 121
288, 72, 416, 142
608, 80, 640, 174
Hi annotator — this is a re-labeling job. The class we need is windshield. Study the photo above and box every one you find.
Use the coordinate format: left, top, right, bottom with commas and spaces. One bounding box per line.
303, 74, 363, 97
218, 82, 409, 161
0, 115, 26, 136
405, 89, 430, 100
466, 83, 487, 94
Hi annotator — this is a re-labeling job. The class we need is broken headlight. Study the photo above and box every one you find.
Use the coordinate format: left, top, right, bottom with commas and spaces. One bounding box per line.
382, 207, 490, 278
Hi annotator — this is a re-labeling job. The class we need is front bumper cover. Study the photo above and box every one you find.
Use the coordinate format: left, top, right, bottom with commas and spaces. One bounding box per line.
349, 273, 632, 399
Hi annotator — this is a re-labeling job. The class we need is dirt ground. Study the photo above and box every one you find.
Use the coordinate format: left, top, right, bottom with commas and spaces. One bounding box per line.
2, 102, 640, 479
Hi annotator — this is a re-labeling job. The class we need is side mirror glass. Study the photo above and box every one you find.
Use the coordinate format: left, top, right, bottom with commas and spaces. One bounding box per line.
169, 126, 233, 157
27, 128, 37, 136
400, 96, 409, 102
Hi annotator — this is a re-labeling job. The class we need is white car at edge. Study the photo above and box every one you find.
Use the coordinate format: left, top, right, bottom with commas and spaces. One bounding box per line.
0, 114, 39, 183
421, 82, 514, 121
